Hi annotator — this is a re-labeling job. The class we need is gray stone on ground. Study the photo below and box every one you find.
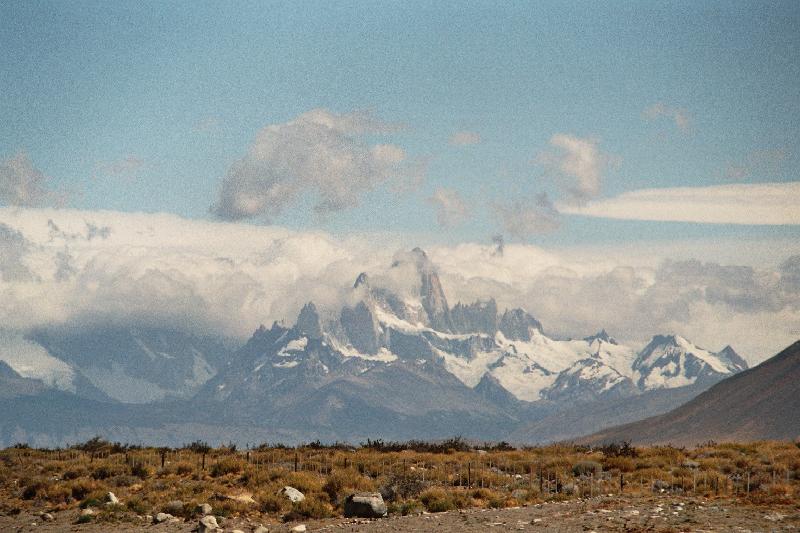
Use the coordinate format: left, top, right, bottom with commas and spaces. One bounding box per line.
105, 491, 119, 504
343, 492, 388, 518
154, 512, 173, 523
253, 526, 269, 533
196, 502, 213, 515
80, 508, 96, 517
290, 525, 307, 533
279, 486, 305, 503
198, 514, 221, 533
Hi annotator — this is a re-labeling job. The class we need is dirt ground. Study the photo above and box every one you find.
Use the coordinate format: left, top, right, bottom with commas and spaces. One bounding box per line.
2, 494, 798, 532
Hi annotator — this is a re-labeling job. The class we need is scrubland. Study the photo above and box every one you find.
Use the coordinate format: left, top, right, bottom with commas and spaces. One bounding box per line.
0, 437, 798, 529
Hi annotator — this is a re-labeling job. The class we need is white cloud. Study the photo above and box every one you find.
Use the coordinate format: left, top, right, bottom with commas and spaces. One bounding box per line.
0, 206, 797, 364
559, 182, 800, 225
493, 193, 560, 237
643, 102, 692, 132
449, 130, 481, 146
0, 152, 57, 207
428, 188, 469, 227
536, 134, 614, 203
212, 108, 414, 220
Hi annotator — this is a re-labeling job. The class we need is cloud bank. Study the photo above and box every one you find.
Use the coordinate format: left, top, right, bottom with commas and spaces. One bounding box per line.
212, 109, 415, 220
559, 182, 800, 225
1, 207, 797, 363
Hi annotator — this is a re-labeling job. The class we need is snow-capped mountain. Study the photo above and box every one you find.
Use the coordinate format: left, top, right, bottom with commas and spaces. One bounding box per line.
25, 327, 232, 403
0, 247, 751, 446
633, 334, 748, 390
202, 248, 747, 409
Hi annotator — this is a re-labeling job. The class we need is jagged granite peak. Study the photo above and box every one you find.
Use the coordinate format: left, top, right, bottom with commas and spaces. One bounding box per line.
498, 308, 543, 341
295, 302, 323, 340
451, 299, 498, 335
407, 247, 453, 332
340, 300, 380, 354
633, 334, 746, 391
353, 272, 369, 289
584, 329, 617, 345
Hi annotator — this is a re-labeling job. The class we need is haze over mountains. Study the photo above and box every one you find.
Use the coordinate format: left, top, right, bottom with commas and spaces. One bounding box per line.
0, 247, 751, 447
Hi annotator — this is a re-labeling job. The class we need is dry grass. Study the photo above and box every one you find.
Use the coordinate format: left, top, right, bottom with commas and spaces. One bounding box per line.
0, 439, 798, 524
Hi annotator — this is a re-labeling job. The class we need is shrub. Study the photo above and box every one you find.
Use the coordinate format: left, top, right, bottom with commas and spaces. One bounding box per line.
282, 497, 333, 521
130, 463, 151, 479
259, 492, 289, 514
62, 468, 87, 480
572, 461, 602, 477
210, 457, 245, 477
322, 468, 375, 504
419, 488, 455, 512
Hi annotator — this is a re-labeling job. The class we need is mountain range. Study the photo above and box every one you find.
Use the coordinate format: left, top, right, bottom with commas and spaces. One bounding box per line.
0, 248, 752, 447
582, 340, 800, 445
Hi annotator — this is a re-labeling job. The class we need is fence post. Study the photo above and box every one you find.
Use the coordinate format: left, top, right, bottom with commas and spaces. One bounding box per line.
294, 452, 298, 473
620, 473, 624, 494
468, 462, 471, 488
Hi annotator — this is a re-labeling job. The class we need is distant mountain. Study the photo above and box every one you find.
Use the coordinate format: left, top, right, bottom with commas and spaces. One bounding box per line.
0, 248, 750, 447
632, 334, 747, 390
582, 340, 800, 445
28, 327, 232, 403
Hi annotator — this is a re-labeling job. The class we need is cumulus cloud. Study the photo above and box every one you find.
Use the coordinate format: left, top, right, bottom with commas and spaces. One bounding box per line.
449, 130, 481, 146
559, 182, 800, 225
643, 102, 692, 132
428, 188, 469, 227
0, 207, 798, 364
0, 152, 56, 207
535, 134, 614, 203
212, 108, 414, 220
493, 193, 560, 237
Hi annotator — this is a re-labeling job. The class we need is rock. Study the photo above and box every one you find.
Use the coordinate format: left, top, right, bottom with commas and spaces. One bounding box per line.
154, 512, 173, 523
253, 526, 269, 533
105, 491, 119, 504
196, 503, 213, 515
278, 486, 306, 503
80, 508, 96, 517
232, 530, 246, 533
343, 492, 388, 518
40, 512, 54, 521
164, 499, 184, 515
290, 525, 307, 533
198, 514, 221, 532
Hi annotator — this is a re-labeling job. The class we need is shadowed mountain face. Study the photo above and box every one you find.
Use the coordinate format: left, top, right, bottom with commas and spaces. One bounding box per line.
582, 340, 800, 445
0, 248, 751, 447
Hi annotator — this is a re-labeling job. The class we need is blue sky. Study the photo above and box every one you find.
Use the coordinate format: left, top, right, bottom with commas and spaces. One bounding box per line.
2, 0, 798, 247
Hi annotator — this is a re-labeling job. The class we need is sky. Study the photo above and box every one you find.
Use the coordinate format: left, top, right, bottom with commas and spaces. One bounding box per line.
1, 1, 799, 362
